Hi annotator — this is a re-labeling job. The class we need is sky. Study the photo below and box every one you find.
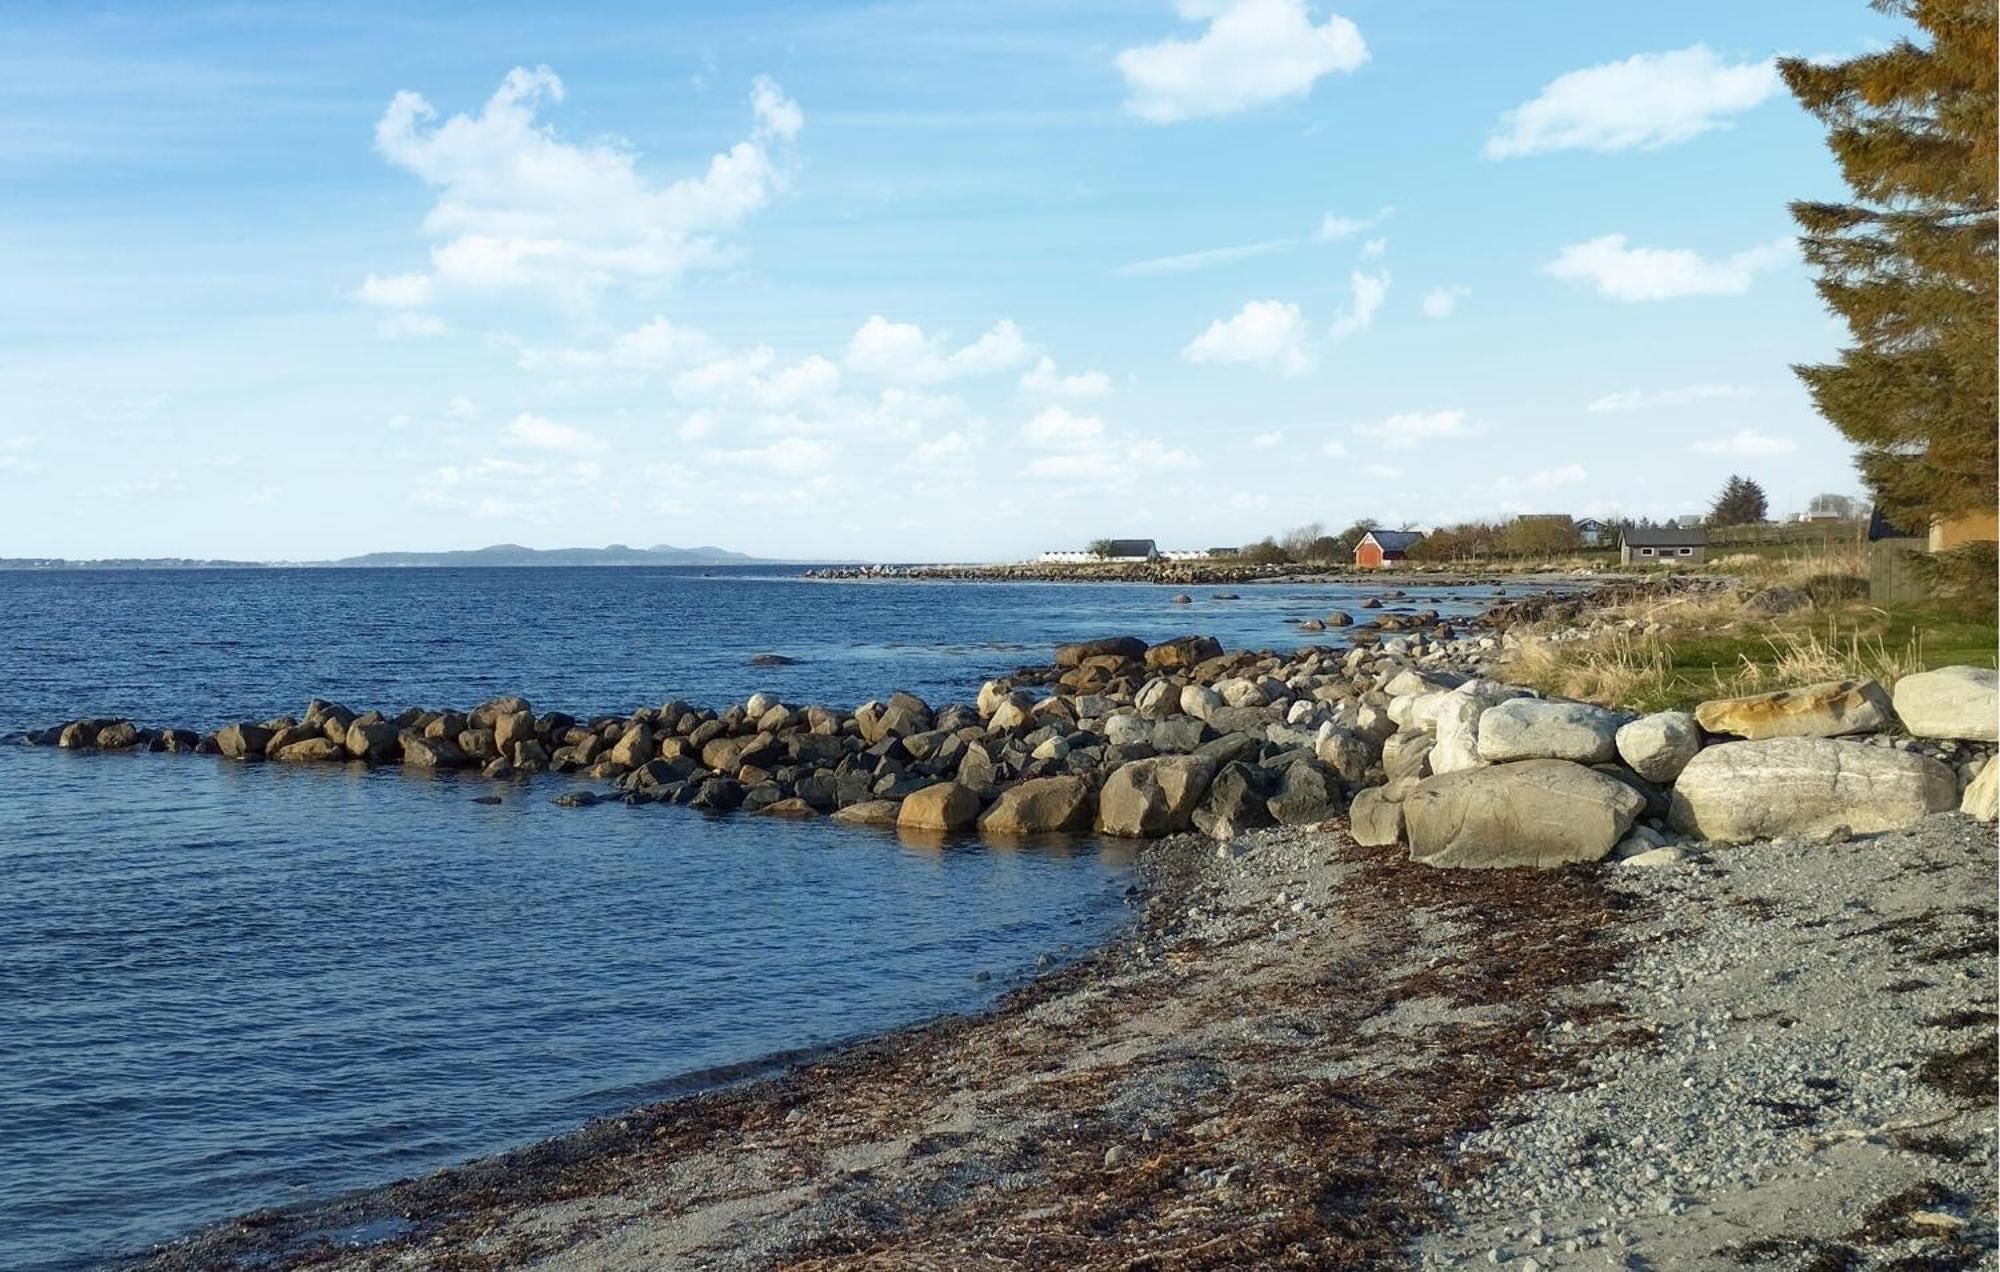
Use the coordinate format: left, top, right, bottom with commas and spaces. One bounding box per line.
0, 0, 1905, 561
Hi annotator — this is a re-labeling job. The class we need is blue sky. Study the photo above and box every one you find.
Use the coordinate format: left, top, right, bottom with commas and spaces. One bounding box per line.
1, 1, 1902, 560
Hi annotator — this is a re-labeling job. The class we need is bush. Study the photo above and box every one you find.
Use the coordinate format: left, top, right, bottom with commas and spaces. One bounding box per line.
1914, 542, 1999, 615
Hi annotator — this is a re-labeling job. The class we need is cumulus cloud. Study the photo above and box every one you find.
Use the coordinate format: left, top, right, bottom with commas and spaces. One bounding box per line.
1330, 268, 1388, 337
1485, 45, 1780, 159
1182, 300, 1312, 375
1691, 428, 1797, 457
1024, 405, 1105, 449
503, 412, 607, 454
1586, 383, 1752, 413
1361, 462, 1402, 480
1117, 0, 1367, 123
1546, 234, 1793, 301
1354, 409, 1483, 449
1020, 356, 1111, 400
1250, 430, 1284, 449
1420, 285, 1469, 319
363, 67, 802, 311
844, 316, 1029, 384
520, 317, 725, 374
1321, 439, 1347, 458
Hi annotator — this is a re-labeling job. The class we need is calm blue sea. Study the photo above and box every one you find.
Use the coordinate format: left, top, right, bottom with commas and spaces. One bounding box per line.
0, 566, 1502, 1269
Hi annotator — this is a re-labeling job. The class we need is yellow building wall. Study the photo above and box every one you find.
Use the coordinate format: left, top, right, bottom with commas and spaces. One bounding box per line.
1929, 509, 2000, 552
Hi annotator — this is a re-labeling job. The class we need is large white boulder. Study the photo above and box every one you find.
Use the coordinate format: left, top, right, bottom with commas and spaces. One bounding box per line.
1476, 699, 1622, 765
1892, 666, 1999, 741
1614, 711, 1703, 784
1402, 760, 1645, 869
1667, 738, 1958, 843
1693, 680, 1895, 740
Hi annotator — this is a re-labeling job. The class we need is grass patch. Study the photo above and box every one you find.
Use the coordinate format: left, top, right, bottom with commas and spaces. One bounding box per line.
1502, 555, 1996, 712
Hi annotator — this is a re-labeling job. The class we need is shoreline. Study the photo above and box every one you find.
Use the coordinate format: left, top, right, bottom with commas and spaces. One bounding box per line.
86, 575, 2000, 1267
131, 812, 1997, 1270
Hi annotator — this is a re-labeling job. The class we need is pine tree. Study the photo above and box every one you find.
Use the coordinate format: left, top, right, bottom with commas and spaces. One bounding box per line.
1779, 2, 1997, 528
1709, 475, 1770, 527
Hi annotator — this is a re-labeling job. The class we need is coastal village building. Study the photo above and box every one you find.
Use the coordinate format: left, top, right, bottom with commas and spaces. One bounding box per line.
1037, 539, 1161, 564
1574, 517, 1610, 546
1353, 529, 1424, 570
1619, 526, 1708, 565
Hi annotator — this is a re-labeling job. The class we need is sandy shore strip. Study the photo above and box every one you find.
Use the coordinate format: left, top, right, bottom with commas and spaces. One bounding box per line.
133, 809, 1994, 1270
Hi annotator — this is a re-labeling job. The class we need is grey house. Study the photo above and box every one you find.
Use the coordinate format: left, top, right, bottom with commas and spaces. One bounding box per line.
1620, 526, 1707, 565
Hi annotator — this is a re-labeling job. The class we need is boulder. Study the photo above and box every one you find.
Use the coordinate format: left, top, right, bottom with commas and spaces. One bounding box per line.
274, 737, 347, 763
96, 721, 140, 749
1096, 755, 1216, 838
1179, 684, 1223, 721
215, 723, 275, 761
896, 781, 983, 832
1314, 725, 1375, 783
1693, 679, 1895, 741
1054, 636, 1147, 668
1891, 666, 1998, 742
1347, 787, 1403, 847
831, 799, 903, 827
1192, 763, 1275, 840
344, 719, 401, 765
691, 777, 745, 811
1962, 759, 1998, 822
1134, 678, 1180, 717
977, 776, 1095, 835
1668, 738, 1959, 843
1144, 636, 1222, 670
1428, 696, 1488, 775
1403, 760, 1645, 869
1267, 760, 1341, 825
401, 733, 470, 768
1103, 714, 1151, 747
608, 725, 656, 767
1476, 700, 1621, 765
1614, 711, 1703, 784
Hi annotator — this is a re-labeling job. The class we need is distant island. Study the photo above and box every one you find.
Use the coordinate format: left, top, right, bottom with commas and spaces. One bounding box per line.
322, 543, 763, 568
0, 544, 776, 570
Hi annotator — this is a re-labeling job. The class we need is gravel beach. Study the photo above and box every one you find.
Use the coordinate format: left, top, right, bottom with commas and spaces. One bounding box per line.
134, 807, 1996, 1270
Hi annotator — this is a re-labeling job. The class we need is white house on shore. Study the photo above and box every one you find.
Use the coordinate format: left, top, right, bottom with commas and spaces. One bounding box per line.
1037, 539, 1211, 564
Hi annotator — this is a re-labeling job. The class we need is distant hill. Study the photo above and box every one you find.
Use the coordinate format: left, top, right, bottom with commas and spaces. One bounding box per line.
322, 543, 766, 568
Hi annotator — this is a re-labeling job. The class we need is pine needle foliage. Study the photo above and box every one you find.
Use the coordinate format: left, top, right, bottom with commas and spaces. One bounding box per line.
1779, 1, 1998, 527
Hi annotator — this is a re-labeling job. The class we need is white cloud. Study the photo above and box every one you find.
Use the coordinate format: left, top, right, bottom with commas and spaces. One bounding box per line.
366, 67, 801, 308
1360, 236, 1387, 258
446, 396, 481, 421
1025, 405, 1105, 449
914, 431, 976, 462
1420, 285, 1469, 319
356, 272, 434, 308
1316, 206, 1391, 241
1250, 430, 1284, 449
521, 317, 725, 374
1117, 0, 1368, 123
1362, 462, 1403, 480
1330, 268, 1388, 337
503, 412, 607, 455
1586, 383, 1752, 413
708, 437, 835, 474
1321, 439, 1347, 458
844, 316, 1029, 384
1115, 239, 1289, 276
1019, 356, 1111, 400
1182, 300, 1312, 375
1691, 428, 1797, 457
1496, 463, 1588, 493
1546, 234, 1793, 301
1354, 409, 1483, 449
1485, 45, 1781, 159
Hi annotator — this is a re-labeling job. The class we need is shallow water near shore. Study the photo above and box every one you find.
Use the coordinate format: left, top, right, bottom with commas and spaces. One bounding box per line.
0, 566, 1505, 1269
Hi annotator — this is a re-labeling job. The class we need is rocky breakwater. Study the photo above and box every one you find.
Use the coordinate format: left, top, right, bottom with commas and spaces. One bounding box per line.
24, 630, 1996, 857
